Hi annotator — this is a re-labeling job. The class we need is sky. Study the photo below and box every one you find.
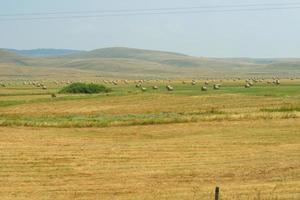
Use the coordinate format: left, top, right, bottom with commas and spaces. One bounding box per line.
0, 0, 300, 57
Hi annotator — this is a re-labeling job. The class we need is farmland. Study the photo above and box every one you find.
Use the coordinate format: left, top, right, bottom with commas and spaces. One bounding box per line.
0, 79, 299, 199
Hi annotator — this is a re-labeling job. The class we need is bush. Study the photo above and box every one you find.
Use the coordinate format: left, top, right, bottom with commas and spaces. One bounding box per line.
59, 83, 111, 94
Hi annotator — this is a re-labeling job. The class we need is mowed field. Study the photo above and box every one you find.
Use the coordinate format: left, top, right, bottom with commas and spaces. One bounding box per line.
0, 79, 300, 200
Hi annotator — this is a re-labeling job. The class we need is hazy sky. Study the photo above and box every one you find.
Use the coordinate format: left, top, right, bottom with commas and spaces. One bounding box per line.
0, 0, 300, 57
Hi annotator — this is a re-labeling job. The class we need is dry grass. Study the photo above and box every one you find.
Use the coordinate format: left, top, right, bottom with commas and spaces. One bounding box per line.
0, 120, 299, 200
0, 80, 299, 199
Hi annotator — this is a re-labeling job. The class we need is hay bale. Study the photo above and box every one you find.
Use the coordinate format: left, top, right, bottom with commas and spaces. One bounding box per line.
201, 86, 208, 91
152, 86, 158, 90
213, 84, 220, 90
166, 85, 173, 91
245, 83, 251, 88
141, 87, 147, 92
51, 93, 56, 98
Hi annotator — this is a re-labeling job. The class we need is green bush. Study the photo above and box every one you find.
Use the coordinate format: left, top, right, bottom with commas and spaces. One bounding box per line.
59, 83, 111, 94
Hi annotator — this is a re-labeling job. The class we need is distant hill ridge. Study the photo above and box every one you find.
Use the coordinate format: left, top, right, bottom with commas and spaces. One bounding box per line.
0, 47, 300, 79
2, 48, 83, 57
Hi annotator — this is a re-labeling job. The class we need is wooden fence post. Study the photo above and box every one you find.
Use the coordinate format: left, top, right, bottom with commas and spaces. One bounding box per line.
215, 186, 220, 200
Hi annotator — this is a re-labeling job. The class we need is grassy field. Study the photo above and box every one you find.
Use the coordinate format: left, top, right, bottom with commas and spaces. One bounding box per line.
0, 79, 299, 199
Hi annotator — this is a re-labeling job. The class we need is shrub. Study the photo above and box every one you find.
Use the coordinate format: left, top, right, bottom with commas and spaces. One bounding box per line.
59, 83, 111, 94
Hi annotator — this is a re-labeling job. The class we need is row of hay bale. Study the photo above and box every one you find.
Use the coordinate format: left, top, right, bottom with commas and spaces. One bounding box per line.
134, 84, 222, 92
24, 81, 48, 89
23, 80, 73, 86
102, 79, 224, 86
98, 77, 293, 88
102, 79, 160, 85
245, 78, 280, 88
4, 76, 292, 93
20, 79, 76, 90
183, 80, 218, 85
135, 84, 173, 92
201, 84, 221, 91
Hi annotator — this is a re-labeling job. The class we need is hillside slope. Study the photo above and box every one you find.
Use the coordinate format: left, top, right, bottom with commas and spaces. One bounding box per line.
1, 47, 300, 79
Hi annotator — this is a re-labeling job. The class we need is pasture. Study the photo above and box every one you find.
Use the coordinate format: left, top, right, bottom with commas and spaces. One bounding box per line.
0, 79, 299, 199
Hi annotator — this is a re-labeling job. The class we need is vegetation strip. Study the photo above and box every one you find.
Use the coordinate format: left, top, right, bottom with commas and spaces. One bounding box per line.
0, 111, 298, 128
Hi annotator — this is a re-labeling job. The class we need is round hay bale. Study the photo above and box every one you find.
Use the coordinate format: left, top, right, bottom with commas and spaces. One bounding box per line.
166, 85, 173, 91
152, 86, 158, 90
213, 84, 220, 90
201, 86, 208, 91
141, 87, 147, 92
245, 83, 251, 88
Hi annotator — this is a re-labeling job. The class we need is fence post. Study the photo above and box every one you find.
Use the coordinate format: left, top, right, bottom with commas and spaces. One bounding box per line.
215, 186, 220, 200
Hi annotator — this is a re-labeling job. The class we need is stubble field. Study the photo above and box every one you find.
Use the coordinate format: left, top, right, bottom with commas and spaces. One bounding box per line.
0, 79, 299, 199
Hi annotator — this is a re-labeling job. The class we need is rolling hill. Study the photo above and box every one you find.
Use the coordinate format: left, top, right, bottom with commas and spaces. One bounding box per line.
0, 47, 300, 79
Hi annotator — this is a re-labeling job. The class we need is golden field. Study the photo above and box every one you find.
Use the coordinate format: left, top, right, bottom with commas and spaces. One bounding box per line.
0, 79, 299, 199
